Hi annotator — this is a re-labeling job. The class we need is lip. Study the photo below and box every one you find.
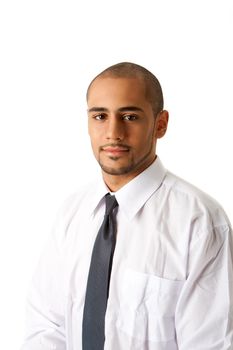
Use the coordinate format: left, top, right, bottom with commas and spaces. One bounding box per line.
102, 146, 129, 156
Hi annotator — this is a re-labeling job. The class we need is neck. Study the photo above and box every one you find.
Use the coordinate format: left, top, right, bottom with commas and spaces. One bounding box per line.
103, 173, 135, 192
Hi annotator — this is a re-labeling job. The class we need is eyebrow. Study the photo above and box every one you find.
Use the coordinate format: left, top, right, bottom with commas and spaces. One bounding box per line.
88, 106, 144, 113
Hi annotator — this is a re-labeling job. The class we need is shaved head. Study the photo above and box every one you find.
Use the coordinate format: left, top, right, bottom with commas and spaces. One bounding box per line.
86, 62, 164, 116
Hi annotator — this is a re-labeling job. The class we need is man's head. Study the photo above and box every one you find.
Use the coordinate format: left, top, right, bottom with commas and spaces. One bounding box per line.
86, 62, 169, 190
87, 62, 164, 116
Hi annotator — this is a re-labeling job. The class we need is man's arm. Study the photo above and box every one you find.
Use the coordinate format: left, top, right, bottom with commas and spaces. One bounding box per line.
21, 221, 67, 350
175, 223, 233, 349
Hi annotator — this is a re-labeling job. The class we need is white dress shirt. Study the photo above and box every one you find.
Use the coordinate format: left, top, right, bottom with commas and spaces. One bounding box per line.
21, 157, 233, 350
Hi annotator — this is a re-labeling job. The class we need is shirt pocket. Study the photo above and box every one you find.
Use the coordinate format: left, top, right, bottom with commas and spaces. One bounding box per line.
116, 268, 184, 342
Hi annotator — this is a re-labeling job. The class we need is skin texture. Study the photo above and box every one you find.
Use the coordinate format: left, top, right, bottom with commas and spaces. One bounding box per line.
87, 77, 169, 192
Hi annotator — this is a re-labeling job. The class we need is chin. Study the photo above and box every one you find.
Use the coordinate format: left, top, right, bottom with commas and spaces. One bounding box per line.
101, 163, 134, 176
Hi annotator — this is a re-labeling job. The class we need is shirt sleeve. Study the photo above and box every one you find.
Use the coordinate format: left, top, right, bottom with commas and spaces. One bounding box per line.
20, 212, 68, 350
175, 223, 233, 349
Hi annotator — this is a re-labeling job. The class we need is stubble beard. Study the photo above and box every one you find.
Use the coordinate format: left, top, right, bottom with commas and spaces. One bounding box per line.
98, 145, 155, 176
98, 153, 135, 175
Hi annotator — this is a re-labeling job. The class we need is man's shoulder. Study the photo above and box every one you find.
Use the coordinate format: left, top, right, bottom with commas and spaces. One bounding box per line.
165, 171, 216, 203
61, 180, 97, 210
49, 180, 101, 241
164, 171, 230, 227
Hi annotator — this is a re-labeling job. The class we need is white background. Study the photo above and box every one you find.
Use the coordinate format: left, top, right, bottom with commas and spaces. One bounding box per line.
0, 0, 232, 348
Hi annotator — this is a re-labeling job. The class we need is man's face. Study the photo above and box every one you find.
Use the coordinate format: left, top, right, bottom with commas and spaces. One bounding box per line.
87, 77, 167, 177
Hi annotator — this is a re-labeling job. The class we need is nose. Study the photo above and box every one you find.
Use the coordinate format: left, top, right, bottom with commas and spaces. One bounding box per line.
106, 116, 124, 141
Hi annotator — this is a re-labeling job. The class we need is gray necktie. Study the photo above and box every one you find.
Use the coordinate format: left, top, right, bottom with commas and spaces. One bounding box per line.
82, 194, 118, 350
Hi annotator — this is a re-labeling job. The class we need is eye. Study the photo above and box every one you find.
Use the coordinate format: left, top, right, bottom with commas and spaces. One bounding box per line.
93, 114, 106, 121
122, 114, 137, 121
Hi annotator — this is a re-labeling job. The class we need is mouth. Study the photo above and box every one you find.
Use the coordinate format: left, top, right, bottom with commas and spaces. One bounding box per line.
101, 144, 130, 157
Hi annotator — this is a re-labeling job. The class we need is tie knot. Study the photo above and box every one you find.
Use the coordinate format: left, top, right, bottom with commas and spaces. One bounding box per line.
105, 194, 118, 216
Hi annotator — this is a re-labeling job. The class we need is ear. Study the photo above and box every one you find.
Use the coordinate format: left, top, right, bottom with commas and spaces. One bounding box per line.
155, 110, 169, 139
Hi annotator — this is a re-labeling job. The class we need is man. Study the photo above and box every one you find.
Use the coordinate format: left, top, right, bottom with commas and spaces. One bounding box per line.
21, 62, 233, 350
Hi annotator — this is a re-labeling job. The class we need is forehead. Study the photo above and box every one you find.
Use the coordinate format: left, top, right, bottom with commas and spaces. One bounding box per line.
87, 77, 147, 105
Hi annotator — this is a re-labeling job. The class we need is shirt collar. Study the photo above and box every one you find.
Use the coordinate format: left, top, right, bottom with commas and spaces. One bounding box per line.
90, 157, 167, 220
87, 178, 109, 216
115, 157, 166, 220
